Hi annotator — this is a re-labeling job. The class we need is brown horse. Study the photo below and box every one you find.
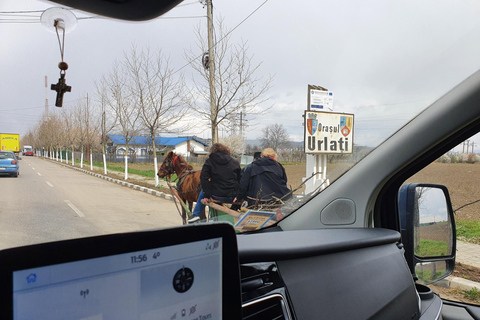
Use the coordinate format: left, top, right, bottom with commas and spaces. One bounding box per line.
157, 151, 204, 223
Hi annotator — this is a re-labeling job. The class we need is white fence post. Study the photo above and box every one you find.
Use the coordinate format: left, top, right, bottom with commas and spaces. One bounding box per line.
124, 155, 128, 180
103, 153, 107, 175
154, 156, 159, 187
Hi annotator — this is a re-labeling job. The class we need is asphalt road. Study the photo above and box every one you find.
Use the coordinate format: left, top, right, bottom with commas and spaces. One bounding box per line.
0, 156, 182, 249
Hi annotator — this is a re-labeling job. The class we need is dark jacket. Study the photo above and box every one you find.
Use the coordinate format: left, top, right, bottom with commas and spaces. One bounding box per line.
237, 156, 291, 205
200, 151, 241, 199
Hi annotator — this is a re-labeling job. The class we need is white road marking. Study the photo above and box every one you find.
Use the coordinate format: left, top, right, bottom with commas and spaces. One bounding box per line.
46, 181, 54, 187
64, 200, 85, 218
37, 172, 41, 176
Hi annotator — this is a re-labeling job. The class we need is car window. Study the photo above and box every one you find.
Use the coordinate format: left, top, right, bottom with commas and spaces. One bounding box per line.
406, 135, 480, 306
0, 153, 14, 160
1, 2, 480, 236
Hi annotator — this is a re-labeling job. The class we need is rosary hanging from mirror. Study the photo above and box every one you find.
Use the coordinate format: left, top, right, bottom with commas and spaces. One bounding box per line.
50, 19, 72, 108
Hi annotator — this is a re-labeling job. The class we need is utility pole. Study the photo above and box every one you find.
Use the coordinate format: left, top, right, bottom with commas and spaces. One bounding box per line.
206, 0, 217, 144
44, 76, 49, 117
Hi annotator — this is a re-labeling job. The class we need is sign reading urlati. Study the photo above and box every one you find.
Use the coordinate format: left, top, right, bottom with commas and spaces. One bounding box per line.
304, 111, 354, 154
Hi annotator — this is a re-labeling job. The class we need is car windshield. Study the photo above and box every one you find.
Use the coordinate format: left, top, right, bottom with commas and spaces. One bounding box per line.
2, 1, 480, 239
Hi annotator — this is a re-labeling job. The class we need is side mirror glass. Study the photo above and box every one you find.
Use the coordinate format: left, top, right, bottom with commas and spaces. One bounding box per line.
414, 186, 454, 258
398, 183, 456, 284
415, 261, 447, 284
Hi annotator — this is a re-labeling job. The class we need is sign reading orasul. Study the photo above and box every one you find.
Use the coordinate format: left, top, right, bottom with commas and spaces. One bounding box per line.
304, 111, 354, 154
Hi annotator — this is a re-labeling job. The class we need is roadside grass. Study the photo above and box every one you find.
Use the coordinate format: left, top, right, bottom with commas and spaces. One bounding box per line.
456, 220, 480, 244
416, 268, 446, 283
74, 160, 165, 179
95, 162, 158, 178
416, 239, 449, 257
464, 287, 480, 301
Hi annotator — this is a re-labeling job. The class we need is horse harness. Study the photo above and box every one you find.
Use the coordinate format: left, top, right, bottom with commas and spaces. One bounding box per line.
158, 155, 176, 180
176, 170, 201, 197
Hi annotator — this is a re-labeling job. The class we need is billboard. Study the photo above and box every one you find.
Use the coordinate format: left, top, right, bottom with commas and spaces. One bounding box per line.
304, 111, 354, 154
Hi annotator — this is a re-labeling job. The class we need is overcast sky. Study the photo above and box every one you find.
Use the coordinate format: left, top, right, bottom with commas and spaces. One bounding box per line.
2, 0, 480, 151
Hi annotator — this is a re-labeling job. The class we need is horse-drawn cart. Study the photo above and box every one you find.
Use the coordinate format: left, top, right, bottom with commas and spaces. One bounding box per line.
158, 151, 294, 231
166, 181, 278, 231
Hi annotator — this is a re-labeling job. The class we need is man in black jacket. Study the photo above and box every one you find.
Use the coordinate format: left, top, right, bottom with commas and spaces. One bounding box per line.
235, 148, 291, 207
188, 143, 241, 223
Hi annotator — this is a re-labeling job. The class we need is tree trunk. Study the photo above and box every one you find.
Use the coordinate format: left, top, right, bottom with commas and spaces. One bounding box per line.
211, 118, 218, 144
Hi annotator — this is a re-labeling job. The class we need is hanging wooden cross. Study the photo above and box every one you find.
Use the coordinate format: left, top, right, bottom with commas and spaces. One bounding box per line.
47, 16, 74, 108
51, 74, 71, 107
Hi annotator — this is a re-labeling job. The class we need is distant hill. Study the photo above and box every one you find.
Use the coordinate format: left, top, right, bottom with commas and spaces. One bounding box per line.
245, 139, 303, 148
245, 139, 261, 147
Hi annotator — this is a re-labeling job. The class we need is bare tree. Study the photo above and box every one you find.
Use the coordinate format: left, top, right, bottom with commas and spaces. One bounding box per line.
95, 76, 119, 174
21, 130, 37, 156
73, 95, 98, 167
186, 18, 273, 144
51, 113, 67, 160
260, 124, 291, 152
124, 45, 189, 186
60, 107, 80, 164
103, 61, 141, 179
36, 114, 64, 158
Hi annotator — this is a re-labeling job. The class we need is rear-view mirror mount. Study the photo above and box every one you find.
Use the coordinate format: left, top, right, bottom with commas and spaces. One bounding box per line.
47, 0, 183, 21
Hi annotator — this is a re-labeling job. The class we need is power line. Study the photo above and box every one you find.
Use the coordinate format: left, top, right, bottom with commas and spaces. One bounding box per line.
0, 9, 204, 23
348, 99, 432, 108
0, 10, 45, 13
0, 13, 40, 17
173, 0, 270, 75
176, 1, 200, 7
0, 20, 39, 23
0, 97, 87, 112
216, 0, 269, 44
157, 16, 205, 19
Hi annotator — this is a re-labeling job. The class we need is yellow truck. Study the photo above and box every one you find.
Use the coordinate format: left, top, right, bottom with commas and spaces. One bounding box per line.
0, 133, 20, 156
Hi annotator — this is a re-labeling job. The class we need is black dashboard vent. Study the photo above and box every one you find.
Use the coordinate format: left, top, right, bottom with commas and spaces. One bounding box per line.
242, 294, 289, 320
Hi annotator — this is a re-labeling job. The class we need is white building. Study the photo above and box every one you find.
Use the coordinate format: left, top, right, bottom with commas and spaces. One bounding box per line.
107, 135, 209, 157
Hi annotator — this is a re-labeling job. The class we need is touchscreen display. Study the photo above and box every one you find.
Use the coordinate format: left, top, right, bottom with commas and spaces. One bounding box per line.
13, 238, 223, 320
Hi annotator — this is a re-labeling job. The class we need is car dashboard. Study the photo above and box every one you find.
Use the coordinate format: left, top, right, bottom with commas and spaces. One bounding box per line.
237, 228, 435, 320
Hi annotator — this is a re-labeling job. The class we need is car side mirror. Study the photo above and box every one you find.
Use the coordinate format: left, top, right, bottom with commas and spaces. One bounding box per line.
398, 183, 456, 284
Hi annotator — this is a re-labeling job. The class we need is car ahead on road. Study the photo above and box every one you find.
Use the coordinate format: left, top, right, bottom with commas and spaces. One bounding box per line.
22, 146, 33, 156
3, 0, 480, 319
0, 151, 19, 178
